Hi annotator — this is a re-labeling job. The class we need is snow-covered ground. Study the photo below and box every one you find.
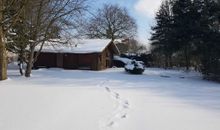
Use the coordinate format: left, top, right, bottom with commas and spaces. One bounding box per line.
0, 68, 220, 130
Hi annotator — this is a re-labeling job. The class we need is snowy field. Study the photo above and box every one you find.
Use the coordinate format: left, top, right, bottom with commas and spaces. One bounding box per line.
0, 68, 220, 130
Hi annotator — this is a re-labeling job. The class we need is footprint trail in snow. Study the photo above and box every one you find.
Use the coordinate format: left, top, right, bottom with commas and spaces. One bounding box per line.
97, 81, 130, 130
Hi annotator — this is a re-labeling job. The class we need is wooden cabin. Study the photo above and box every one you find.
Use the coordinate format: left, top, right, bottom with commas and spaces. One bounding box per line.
34, 39, 120, 70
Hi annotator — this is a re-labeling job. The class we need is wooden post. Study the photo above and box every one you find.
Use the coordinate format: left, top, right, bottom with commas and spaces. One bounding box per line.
0, 0, 7, 80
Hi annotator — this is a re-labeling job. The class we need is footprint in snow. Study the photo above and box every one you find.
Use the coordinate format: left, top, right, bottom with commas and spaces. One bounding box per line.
107, 121, 114, 127
114, 92, 120, 99
121, 113, 127, 119
124, 100, 129, 105
105, 87, 111, 92
123, 104, 129, 109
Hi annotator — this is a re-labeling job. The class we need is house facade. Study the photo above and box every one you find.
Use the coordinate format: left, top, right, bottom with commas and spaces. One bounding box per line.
33, 39, 120, 70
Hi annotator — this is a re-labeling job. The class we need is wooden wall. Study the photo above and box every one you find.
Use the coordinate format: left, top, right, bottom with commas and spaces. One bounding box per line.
78, 54, 96, 70
63, 53, 99, 70
97, 47, 114, 70
34, 52, 57, 68
63, 53, 78, 69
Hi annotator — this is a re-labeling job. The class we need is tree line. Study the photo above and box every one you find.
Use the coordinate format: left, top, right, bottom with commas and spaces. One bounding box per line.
150, 0, 220, 81
0, 0, 137, 80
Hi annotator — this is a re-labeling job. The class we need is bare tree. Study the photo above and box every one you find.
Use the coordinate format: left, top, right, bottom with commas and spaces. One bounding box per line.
127, 39, 147, 53
116, 39, 147, 54
22, 0, 88, 77
86, 4, 137, 41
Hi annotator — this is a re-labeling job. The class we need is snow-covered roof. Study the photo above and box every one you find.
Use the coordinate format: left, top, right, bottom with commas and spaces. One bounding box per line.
35, 39, 118, 54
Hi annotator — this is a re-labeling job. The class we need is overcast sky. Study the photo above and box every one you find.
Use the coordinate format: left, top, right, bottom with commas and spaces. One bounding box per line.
90, 0, 162, 44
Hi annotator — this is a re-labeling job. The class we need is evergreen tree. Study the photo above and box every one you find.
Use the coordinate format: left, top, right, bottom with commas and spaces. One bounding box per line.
198, 0, 220, 80
151, 0, 175, 68
172, 0, 194, 70
150, 0, 220, 81
6, 13, 29, 75
0, 0, 29, 80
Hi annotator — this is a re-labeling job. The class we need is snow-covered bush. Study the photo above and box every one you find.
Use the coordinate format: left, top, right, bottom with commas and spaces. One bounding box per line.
125, 60, 145, 74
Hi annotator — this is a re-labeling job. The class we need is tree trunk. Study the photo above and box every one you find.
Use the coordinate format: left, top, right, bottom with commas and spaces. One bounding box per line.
25, 46, 35, 77
184, 46, 190, 71
0, 32, 7, 80
18, 61, 24, 76
165, 54, 168, 69
0, 0, 7, 80
168, 55, 172, 68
